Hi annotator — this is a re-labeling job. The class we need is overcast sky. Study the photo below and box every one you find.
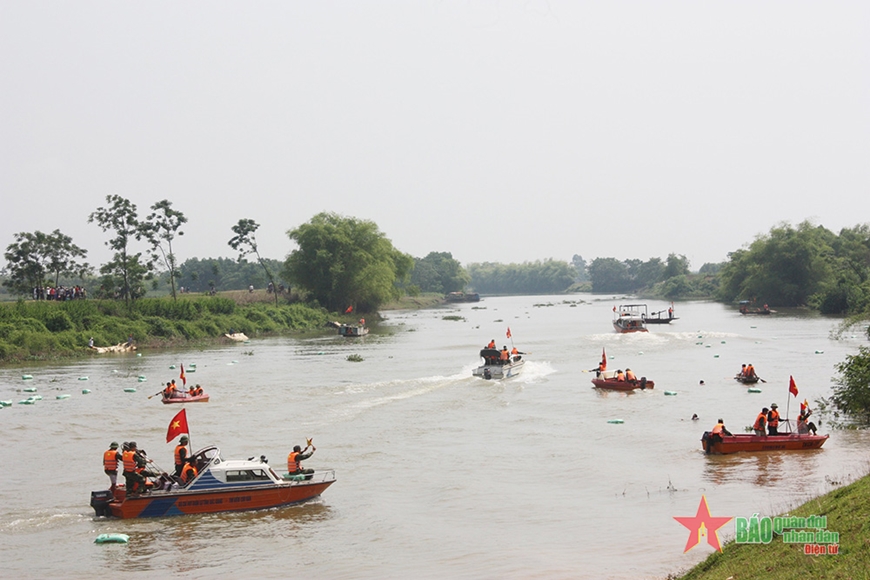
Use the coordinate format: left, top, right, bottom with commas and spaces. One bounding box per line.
2, 1, 868, 272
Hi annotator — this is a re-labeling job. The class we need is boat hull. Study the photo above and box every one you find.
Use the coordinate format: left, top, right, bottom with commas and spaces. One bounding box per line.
734, 376, 759, 384
612, 321, 648, 333
591, 378, 654, 391
473, 360, 525, 380
643, 317, 677, 324
107, 476, 335, 518
162, 393, 210, 404
339, 326, 369, 337
701, 433, 829, 455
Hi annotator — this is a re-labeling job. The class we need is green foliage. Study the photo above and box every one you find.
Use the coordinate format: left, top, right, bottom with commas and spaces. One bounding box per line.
3, 229, 90, 295
229, 218, 280, 306
172, 257, 286, 293
831, 346, 870, 424
410, 252, 470, 293
284, 213, 412, 312
466, 260, 576, 295
140, 199, 187, 301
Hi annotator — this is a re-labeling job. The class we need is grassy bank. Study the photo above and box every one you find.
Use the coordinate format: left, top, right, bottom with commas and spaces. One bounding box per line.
0, 294, 331, 363
673, 469, 870, 579
380, 293, 446, 311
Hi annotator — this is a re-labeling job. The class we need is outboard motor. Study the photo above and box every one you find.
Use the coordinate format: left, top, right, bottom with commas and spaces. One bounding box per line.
639, 377, 647, 390
90, 489, 114, 517
701, 432, 711, 454
483, 368, 492, 380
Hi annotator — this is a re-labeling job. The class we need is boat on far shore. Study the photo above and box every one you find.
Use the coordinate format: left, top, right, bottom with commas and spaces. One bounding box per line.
739, 300, 773, 315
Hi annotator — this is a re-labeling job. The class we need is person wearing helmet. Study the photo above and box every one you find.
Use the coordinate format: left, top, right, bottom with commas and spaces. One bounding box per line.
174, 435, 190, 478
767, 403, 780, 435
287, 442, 316, 479
122, 441, 144, 494
103, 442, 122, 492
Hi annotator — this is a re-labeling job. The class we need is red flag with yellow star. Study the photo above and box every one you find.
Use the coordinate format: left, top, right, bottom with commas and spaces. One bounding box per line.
166, 409, 189, 443
180, 364, 186, 387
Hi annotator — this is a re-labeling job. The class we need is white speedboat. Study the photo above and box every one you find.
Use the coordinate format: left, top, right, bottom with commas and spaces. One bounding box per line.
472, 348, 525, 380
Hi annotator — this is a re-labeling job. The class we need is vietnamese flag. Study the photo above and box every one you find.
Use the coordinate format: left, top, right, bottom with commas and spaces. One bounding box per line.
180, 364, 186, 387
789, 375, 799, 397
166, 408, 189, 443
506, 327, 512, 339
344, 305, 353, 313
601, 348, 607, 371
800, 399, 809, 413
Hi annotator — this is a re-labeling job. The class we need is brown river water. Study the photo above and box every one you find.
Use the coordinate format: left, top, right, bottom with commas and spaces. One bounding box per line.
1, 295, 868, 579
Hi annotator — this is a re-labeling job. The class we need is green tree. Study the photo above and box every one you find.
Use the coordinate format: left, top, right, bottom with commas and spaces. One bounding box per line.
663, 253, 690, 280
587, 258, 631, 293
228, 219, 279, 306
572, 254, 589, 282
411, 252, 470, 293
140, 200, 187, 301
89, 194, 152, 306
832, 346, 870, 424
284, 213, 413, 312
3, 230, 90, 296
466, 260, 575, 294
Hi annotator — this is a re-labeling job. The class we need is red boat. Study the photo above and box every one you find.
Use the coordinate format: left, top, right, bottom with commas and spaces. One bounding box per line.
591, 371, 653, 391
701, 432, 829, 455
162, 392, 210, 404
91, 446, 335, 518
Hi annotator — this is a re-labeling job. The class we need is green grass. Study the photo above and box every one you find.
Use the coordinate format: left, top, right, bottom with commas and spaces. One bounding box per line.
674, 470, 870, 579
0, 296, 331, 363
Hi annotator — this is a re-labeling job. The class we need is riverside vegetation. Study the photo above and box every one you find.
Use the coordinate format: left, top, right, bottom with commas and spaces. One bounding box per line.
0, 293, 330, 363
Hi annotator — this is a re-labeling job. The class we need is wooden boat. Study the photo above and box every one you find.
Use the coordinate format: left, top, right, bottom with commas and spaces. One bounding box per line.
90, 446, 335, 519
701, 432, 829, 455
643, 308, 677, 324
591, 370, 653, 391
734, 375, 759, 384
473, 348, 525, 380
338, 324, 369, 337
613, 304, 648, 333
162, 392, 210, 404
224, 332, 249, 342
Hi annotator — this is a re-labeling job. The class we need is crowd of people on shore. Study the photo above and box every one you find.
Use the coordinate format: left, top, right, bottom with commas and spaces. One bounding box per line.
31, 285, 87, 300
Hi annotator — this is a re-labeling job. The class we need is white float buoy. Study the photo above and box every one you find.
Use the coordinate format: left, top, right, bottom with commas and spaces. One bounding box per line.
664, 391, 678, 396
78, 377, 88, 381
748, 387, 762, 393
56, 394, 71, 399
82, 389, 91, 394
123, 388, 137, 393
607, 419, 624, 424
23, 387, 37, 393
94, 533, 129, 544
22, 375, 33, 380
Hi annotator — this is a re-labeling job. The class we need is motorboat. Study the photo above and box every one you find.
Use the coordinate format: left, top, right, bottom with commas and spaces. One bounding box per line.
591, 370, 653, 391
472, 348, 524, 380
162, 391, 210, 404
90, 446, 335, 518
339, 324, 369, 337
701, 432, 828, 455
613, 304, 648, 333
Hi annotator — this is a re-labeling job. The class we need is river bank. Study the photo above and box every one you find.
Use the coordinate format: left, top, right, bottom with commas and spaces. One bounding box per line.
673, 468, 870, 579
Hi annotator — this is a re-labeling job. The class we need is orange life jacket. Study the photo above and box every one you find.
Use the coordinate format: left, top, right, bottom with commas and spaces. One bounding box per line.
104, 450, 120, 472
287, 451, 300, 473
768, 409, 780, 428
122, 450, 137, 473
195, 387, 203, 396
487, 341, 495, 349
181, 463, 197, 483
616, 371, 625, 381
753, 413, 767, 431
626, 370, 637, 381
500, 349, 509, 361
746, 365, 755, 376
174, 444, 188, 467
711, 423, 724, 435
511, 348, 518, 355
164, 385, 176, 397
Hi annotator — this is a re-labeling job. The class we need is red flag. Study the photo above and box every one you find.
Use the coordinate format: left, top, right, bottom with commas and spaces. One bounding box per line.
506, 327, 512, 339
800, 399, 808, 413
601, 348, 607, 371
344, 305, 353, 313
180, 364, 186, 387
166, 409, 189, 443
789, 375, 799, 397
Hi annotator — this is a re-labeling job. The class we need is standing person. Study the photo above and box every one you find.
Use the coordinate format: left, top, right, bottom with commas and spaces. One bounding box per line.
287, 442, 316, 478
359, 317, 365, 327
499, 346, 510, 364
753, 407, 769, 436
103, 442, 122, 491
122, 442, 147, 495
487, 339, 496, 349
88, 337, 95, 348
767, 403, 780, 435
174, 436, 190, 478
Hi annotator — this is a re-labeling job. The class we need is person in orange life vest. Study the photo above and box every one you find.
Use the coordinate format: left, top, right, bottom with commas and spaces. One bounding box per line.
510, 347, 523, 361
359, 318, 365, 327
188, 384, 197, 396
745, 364, 757, 379
163, 381, 176, 399
287, 443, 316, 477
487, 339, 496, 349
194, 384, 203, 397
615, 370, 626, 382
122, 442, 148, 494
753, 407, 769, 436
181, 457, 198, 484
706, 419, 733, 453
499, 346, 510, 364
738, 364, 747, 377
767, 403, 781, 435
625, 368, 637, 383
174, 435, 190, 478
103, 441, 122, 491
668, 306, 674, 319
